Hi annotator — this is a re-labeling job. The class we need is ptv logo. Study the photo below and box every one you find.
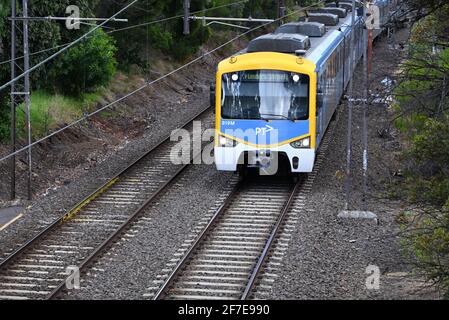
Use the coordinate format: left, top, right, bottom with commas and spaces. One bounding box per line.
255, 125, 274, 136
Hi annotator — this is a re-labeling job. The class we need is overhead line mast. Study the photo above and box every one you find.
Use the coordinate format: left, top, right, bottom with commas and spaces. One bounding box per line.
7, 0, 129, 200
183, 0, 190, 35
344, 0, 357, 211
183, 0, 275, 32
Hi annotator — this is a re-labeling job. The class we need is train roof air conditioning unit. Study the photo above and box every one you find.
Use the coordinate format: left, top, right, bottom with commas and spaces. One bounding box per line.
327, 2, 353, 12
275, 22, 326, 37
338, 0, 365, 11
247, 33, 311, 54
299, 13, 339, 26
309, 7, 348, 18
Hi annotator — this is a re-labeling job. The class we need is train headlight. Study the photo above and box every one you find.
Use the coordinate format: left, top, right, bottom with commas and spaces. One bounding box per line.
290, 137, 311, 149
219, 136, 237, 148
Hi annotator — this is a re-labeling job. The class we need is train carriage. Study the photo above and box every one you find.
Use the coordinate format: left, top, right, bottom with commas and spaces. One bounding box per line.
213, 1, 394, 175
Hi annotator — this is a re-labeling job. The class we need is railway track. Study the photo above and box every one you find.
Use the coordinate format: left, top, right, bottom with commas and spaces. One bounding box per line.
150, 176, 302, 300
145, 111, 335, 301
0, 107, 212, 300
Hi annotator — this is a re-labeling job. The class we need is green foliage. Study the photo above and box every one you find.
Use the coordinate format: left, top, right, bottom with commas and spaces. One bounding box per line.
147, 25, 173, 52
0, 0, 99, 89
0, 0, 109, 140
406, 175, 449, 206
15, 89, 95, 138
48, 28, 117, 96
0, 101, 9, 142
0, 1, 10, 142
395, 48, 449, 206
0, 1, 9, 35
171, 20, 211, 61
100, 0, 305, 64
396, 4, 449, 298
412, 116, 449, 171
402, 207, 449, 297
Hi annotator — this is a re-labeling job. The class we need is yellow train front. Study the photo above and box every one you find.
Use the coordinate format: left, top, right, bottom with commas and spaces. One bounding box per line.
213, 4, 368, 175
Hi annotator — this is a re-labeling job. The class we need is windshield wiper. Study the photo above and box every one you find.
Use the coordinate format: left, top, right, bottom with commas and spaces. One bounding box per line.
260, 113, 295, 122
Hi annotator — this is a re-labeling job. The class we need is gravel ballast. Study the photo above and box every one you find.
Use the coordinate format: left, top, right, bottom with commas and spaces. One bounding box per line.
59, 162, 236, 300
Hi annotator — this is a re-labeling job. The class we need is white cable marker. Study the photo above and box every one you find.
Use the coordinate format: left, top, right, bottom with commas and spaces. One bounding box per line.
0, 213, 24, 232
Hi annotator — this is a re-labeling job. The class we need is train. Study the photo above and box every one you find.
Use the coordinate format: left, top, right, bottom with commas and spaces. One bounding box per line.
212, 1, 399, 176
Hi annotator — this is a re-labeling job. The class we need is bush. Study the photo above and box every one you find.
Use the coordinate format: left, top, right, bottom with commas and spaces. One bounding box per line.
12, 89, 104, 140
0, 101, 9, 142
49, 29, 117, 96
0, 75, 9, 142
171, 20, 211, 61
398, 114, 449, 206
147, 25, 173, 52
403, 207, 449, 298
406, 175, 449, 206
411, 116, 449, 171
394, 9, 449, 298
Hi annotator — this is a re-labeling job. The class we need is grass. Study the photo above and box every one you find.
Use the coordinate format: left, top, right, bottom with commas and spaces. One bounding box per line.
12, 70, 142, 140
16, 89, 103, 139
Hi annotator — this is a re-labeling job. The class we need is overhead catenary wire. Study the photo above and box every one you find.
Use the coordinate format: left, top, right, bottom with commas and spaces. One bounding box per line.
107, 0, 250, 34
0, 0, 250, 66
0, 0, 324, 164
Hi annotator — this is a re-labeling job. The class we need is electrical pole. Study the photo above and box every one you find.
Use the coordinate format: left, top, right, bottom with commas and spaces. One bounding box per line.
279, 0, 285, 18
278, 0, 286, 22
7, 3, 129, 201
344, 0, 357, 211
9, 0, 32, 200
10, 0, 16, 200
183, 0, 190, 35
23, 0, 32, 201
362, 1, 369, 210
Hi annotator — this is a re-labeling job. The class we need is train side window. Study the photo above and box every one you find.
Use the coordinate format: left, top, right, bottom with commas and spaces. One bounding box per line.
317, 74, 324, 111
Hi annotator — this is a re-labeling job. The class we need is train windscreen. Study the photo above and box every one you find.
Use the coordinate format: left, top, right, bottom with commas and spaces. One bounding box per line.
221, 70, 309, 121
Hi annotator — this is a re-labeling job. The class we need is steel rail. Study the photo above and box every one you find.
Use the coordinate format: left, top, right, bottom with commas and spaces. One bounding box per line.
47, 125, 212, 299
240, 179, 302, 300
153, 176, 302, 300
152, 181, 243, 300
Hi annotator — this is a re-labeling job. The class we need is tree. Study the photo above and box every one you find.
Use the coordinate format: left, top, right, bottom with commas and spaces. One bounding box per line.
0, 0, 11, 142
0, 1, 99, 89
395, 0, 449, 298
48, 28, 117, 96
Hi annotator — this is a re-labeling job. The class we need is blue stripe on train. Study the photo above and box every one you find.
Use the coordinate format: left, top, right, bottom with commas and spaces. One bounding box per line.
220, 119, 309, 145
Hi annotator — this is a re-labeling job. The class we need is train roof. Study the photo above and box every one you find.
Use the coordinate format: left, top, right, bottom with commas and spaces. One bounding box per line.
242, 5, 364, 70
306, 13, 363, 68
